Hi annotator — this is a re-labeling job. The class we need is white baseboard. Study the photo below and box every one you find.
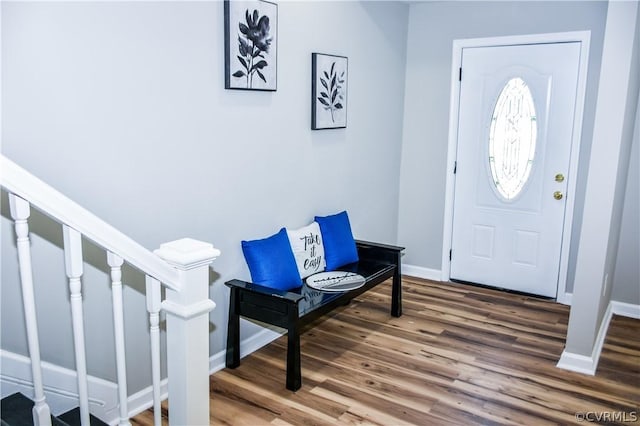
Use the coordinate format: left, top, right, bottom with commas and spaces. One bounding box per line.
557, 301, 613, 375
402, 264, 442, 281
557, 292, 572, 305
611, 300, 640, 319
209, 326, 283, 374
556, 350, 598, 375
0, 350, 119, 423
125, 378, 168, 423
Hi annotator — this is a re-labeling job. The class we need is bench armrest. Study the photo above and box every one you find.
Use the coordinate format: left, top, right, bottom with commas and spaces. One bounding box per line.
356, 240, 404, 265
225, 279, 306, 304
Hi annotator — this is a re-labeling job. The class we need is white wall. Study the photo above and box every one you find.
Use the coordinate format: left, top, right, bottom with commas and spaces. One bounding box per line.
1, 1, 409, 394
398, 1, 608, 293
612, 90, 640, 306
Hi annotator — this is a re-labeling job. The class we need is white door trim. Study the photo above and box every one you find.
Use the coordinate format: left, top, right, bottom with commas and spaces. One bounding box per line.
441, 31, 591, 303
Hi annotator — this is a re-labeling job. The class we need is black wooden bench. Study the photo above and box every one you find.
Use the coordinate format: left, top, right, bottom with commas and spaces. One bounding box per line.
225, 240, 404, 391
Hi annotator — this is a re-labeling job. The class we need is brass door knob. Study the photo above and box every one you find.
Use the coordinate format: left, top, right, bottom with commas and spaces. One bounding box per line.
555, 173, 565, 183
554, 191, 563, 200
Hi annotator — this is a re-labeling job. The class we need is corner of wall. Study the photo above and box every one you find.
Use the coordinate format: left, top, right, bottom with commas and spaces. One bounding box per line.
557, 301, 613, 375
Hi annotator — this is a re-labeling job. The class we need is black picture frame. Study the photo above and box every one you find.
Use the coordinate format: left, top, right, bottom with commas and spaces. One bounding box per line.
224, 0, 278, 91
311, 53, 348, 130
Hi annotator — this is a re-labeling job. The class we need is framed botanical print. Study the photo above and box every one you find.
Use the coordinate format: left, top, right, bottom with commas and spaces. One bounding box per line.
224, 0, 278, 91
311, 53, 348, 129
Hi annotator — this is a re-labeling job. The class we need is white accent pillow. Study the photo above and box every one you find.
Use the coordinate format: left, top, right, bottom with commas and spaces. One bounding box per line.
286, 222, 326, 279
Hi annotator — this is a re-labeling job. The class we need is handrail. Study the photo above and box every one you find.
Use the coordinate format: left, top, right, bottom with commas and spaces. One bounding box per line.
0, 155, 181, 290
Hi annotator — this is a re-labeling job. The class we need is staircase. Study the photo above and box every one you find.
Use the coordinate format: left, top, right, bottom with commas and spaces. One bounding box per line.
1, 155, 220, 425
1, 393, 108, 426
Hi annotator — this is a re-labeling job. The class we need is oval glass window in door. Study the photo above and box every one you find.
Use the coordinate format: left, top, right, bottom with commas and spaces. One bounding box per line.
489, 77, 537, 200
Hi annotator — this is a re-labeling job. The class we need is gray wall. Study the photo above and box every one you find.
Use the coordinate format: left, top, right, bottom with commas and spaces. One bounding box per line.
398, 1, 608, 297
612, 81, 640, 305
1, 1, 410, 393
610, 1, 640, 308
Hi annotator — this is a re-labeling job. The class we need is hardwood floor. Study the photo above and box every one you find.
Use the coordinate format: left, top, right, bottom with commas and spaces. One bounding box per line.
132, 276, 640, 425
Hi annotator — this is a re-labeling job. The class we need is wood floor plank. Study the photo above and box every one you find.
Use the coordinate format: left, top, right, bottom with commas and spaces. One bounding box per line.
213, 370, 341, 426
132, 277, 640, 425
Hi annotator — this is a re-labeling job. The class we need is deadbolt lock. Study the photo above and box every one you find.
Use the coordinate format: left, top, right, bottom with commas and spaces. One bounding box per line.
553, 191, 564, 200
555, 173, 565, 183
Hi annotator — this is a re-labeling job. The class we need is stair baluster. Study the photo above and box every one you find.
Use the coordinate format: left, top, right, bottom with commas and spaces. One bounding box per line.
63, 226, 91, 426
108, 252, 131, 426
8, 194, 52, 426
145, 276, 162, 426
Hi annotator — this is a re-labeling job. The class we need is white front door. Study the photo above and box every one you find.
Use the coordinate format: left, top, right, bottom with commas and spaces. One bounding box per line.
450, 42, 582, 298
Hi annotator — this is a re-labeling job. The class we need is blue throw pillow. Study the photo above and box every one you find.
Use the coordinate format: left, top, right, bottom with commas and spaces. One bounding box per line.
315, 211, 359, 270
241, 228, 302, 291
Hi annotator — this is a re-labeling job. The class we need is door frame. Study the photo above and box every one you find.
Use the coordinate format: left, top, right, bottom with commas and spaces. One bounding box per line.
441, 31, 591, 303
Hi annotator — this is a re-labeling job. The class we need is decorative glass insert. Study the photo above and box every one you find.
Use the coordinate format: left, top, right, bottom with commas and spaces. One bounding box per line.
489, 77, 537, 200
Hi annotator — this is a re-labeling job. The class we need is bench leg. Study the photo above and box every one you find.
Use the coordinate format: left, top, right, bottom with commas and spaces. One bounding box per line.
226, 287, 241, 368
391, 253, 402, 317
286, 316, 301, 391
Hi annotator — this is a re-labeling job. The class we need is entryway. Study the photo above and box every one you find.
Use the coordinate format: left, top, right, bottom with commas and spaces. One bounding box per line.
442, 33, 590, 299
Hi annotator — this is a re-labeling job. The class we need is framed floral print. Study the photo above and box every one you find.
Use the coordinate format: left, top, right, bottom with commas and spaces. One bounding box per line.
224, 0, 278, 91
311, 53, 348, 130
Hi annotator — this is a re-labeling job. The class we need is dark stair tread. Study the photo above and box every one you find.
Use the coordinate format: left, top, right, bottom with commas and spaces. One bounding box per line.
1, 392, 69, 426
57, 408, 108, 426
1, 393, 36, 426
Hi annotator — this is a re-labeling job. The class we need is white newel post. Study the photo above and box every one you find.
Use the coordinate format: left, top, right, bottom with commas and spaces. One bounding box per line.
154, 238, 220, 426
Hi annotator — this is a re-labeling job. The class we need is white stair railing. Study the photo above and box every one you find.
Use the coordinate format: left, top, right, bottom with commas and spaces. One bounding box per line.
1, 155, 219, 425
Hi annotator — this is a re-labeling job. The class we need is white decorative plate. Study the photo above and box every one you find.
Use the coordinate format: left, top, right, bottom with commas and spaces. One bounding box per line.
305, 271, 366, 292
